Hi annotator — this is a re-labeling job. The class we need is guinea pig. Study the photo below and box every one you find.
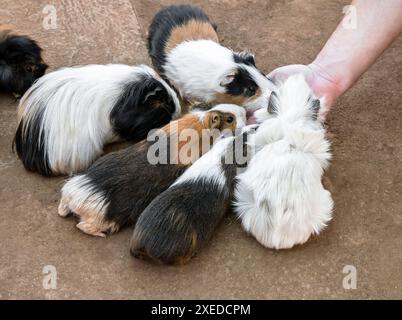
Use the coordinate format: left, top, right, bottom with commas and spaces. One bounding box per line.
147, 4, 275, 110
130, 126, 254, 265
234, 74, 333, 250
58, 104, 247, 238
14, 64, 181, 176
0, 27, 48, 96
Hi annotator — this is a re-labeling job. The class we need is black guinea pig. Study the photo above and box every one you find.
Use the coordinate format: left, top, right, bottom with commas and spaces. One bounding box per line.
0, 28, 47, 96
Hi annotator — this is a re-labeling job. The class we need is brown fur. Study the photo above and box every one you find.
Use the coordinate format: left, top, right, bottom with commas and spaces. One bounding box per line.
165, 20, 219, 53
162, 111, 236, 165
173, 232, 198, 265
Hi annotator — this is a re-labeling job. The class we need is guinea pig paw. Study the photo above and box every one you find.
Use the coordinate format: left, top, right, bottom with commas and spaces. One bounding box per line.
58, 200, 72, 217
76, 221, 106, 238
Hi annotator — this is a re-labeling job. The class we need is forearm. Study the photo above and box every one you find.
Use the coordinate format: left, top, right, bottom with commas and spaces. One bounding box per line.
312, 0, 402, 98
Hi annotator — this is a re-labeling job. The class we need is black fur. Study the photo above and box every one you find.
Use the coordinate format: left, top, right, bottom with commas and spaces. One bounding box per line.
83, 138, 187, 229
310, 98, 321, 120
233, 51, 256, 67
225, 67, 258, 98
0, 31, 47, 95
110, 75, 177, 142
148, 4, 213, 74
13, 107, 52, 176
130, 131, 252, 265
130, 179, 227, 264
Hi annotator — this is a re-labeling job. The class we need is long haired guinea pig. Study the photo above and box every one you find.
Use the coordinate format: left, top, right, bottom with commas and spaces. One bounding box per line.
234, 74, 333, 250
14, 64, 180, 176
0, 27, 48, 96
148, 5, 275, 110
58, 104, 246, 237
130, 127, 254, 265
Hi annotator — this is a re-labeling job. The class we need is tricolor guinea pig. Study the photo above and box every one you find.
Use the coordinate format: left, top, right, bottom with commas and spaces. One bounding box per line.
0, 27, 48, 96
130, 127, 254, 265
58, 104, 246, 238
148, 4, 275, 110
14, 64, 180, 176
234, 74, 333, 250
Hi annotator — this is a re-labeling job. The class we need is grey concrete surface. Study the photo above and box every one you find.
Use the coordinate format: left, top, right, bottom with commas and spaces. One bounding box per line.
0, 0, 401, 299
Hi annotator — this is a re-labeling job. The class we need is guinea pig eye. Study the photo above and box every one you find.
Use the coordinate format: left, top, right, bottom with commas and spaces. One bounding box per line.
226, 116, 234, 123
249, 86, 256, 93
245, 86, 256, 96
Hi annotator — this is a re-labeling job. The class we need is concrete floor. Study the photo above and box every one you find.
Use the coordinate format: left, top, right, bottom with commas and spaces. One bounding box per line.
0, 0, 401, 299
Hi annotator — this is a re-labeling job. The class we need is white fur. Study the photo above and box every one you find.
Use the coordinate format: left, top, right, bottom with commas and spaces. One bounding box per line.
58, 175, 108, 217
191, 104, 247, 131
210, 104, 247, 129
164, 40, 275, 109
234, 74, 333, 249
165, 40, 235, 102
17, 64, 180, 175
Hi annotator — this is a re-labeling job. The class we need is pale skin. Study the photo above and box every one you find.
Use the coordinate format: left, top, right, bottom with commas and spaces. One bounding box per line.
268, 0, 402, 109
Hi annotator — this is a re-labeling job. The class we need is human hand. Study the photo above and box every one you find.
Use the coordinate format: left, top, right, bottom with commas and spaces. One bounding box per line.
267, 63, 343, 114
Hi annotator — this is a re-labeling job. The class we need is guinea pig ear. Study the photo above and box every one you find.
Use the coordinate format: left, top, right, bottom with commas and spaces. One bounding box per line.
110, 77, 173, 141
206, 111, 222, 129
267, 91, 279, 115
220, 72, 236, 87
143, 86, 163, 103
310, 98, 320, 120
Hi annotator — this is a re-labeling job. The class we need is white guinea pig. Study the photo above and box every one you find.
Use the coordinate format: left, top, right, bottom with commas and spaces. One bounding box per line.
234, 74, 333, 250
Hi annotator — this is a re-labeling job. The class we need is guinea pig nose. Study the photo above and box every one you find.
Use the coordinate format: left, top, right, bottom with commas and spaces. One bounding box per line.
38, 63, 49, 73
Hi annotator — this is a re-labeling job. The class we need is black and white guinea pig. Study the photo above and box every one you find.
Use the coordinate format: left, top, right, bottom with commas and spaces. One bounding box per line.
58, 104, 247, 238
0, 27, 48, 96
130, 127, 254, 265
14, 64, 180, 176
148, 4, 275, 110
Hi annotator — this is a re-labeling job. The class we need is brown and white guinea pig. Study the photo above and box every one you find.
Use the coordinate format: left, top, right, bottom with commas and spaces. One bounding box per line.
14, 64, 180, 176
58, 104, 247, 238
0, 26, 48, 96
130, 126, 255, 265
148, 4, 275, 110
